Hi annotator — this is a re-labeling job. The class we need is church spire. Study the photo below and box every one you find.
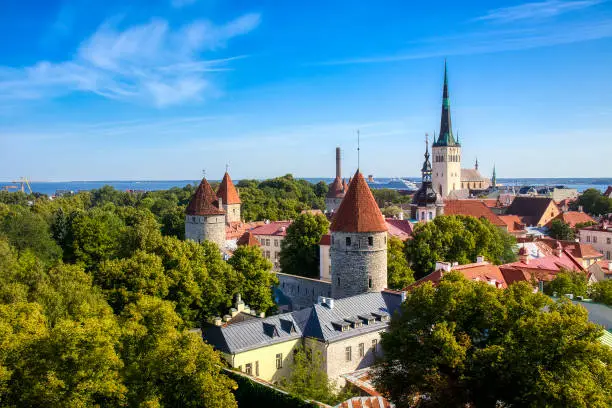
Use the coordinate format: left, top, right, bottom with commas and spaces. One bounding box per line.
421, 134, 432, 182
434, 59, 458, 147
492, 164, 497, 188
475, 157, 479, 171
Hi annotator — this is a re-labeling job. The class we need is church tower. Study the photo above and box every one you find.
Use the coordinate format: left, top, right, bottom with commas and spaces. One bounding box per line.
432, 61, 461, 198
217, 171, 241, 223
411, 136, 444, 222
185, 177, 226, 249
330, 170, 388, 299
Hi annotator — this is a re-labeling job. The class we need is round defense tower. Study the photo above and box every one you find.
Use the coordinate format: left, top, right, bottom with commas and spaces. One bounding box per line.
185, 177, 226, 250
330, 170, 388, 299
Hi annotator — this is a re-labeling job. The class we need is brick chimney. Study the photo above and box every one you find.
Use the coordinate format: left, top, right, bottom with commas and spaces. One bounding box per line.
336, 147, 342, 179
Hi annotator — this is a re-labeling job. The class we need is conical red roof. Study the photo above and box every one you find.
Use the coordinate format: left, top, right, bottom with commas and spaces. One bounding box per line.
330, 170, 387, 233
327, 176, 346, 198
237, 230, 260, 247
186, 178, 225, 216
217, 172, 241, 205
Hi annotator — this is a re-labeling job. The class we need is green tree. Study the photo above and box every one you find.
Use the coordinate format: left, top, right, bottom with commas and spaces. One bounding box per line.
280, 213, 329, 278
589, 280, 612, 306
544, 270, 588, 297
374, 273, 612, 407
573, 188, 612, 216
0, 208, 62, 264
71, 208, 124, 269
381, 205, 402, 218
549, 219, 575, 241
228, 245, 278, 313
119, 296, 237, 407
387, 237, 414, 290
405, 215, 517, 279
281, 347, 342, 405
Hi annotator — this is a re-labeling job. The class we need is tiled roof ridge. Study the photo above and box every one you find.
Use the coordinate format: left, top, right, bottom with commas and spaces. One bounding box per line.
217, 172, 241, 205
330, 170, 387, 233
186, 178, 225, 216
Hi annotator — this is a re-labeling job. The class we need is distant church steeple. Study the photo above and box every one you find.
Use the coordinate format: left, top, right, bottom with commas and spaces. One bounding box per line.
475, 157, 479, 171
492, 164, 497, 188
434, 60, 459, 147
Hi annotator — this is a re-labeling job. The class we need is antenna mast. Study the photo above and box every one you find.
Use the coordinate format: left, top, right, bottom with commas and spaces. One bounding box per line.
357, 129, 360, 170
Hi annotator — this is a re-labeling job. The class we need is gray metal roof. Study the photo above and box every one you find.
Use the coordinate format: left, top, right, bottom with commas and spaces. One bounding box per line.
202, 291, 404, 353
572, 301, 612, 330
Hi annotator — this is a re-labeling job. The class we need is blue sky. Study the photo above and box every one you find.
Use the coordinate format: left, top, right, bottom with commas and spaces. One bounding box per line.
0, 0, 611, 181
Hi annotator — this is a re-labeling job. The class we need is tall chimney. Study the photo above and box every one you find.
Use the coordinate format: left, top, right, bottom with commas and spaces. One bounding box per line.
336, 147, 341, 179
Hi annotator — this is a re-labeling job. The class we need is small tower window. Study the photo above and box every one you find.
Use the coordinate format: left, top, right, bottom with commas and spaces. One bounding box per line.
337, 277, 340, 286
368, 236, 373, 246
346, 237, 351, 246
368, 276, 373, 289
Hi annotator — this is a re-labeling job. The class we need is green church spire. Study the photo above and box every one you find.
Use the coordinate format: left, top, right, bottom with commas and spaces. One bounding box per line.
434, 59, 459, 147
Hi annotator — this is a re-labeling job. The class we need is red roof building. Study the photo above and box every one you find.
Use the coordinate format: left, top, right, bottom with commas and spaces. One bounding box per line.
498, 215, 527, 236
250, 221, 292, 237
547, 211, 596, 228
236, 231, 261, 247
330, 171, 387, 233
443, 199, 507, 229
216, 172, 241, 205
384, 218, 414, 240
408, 260, 508, 290
327, 176, 346, 199
186, 178, 225, 216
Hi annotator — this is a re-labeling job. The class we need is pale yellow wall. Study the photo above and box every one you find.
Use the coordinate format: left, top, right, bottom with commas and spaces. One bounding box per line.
319, 244, 331, 281
225, 338, 301, 383
536, 202, 561, 227
432, 145, 461, 197
255, 234, 284, 270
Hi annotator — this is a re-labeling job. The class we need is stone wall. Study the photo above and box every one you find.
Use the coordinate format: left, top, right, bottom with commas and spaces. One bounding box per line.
223, 203, 241, 223
275, 272, 331, 310
432, 145, 461, 197
330, 231, 387, 299
185, 214, 226, 249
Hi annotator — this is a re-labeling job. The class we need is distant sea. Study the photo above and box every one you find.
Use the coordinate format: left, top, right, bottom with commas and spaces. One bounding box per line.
12, 177, 612, 196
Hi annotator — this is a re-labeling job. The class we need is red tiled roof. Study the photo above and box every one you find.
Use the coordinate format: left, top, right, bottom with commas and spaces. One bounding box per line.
186, 178, 225, 216
444, 199, 506, 227
237, 231, 261, 247
538, 238, 602, 260
225, 221, 265, 240
480, 199, 498, 208
498, 215, 526, 233
548, 211, 595, 228
500, 247, 585, 286
596, 260, 611, 274
330, 171, 387, 233
408, 262, 507, 290
250, 221, 292, 237
319, 234, 331, 245
336, 397, 392, 408
327, 176, 346, 199
385, 218, 414, 240
506, 196, 557, 226
217, 172, 241, 205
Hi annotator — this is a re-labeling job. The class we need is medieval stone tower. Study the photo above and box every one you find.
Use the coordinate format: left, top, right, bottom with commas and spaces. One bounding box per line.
326, 147, 346, 213
217, 171, 241, 223
432, 61, 461, 198
185, 177, 226, 249
330, 170, 388, 299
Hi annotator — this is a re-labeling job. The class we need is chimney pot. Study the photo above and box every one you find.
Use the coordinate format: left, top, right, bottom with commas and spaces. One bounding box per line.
476, 255, 485, 263
435, 261, 452, 272
213, 317, 222, 326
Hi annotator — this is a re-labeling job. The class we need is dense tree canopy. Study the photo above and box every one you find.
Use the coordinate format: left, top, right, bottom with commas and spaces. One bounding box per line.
549, 219, 575, 241
387, 237, 414, 290
573, 188, 612, 216
228, 245, 278, 313
544, 270, 588, 297
590, 280, 612, 306
374, 273, 612, 408
279, 213, 329, 278
405, 215, 517, 279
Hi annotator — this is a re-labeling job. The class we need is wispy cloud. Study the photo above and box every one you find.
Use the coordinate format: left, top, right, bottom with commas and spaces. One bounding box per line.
315, 16, 612, 66
475, 0, 602, 23
0, 13, 261, 107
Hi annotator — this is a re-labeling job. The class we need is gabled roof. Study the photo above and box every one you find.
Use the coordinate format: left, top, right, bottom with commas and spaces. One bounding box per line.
186, 178, 225, 216
385, 219, 414, 240
217, 172, 241, 205
330, 171, 387, 233
237, 231, 260, 247
327, 176, 346, 199
250, 221, 292, 237
506, 196, 557, 226
408, 262, 507, 290
548, 211, 595, 228
444, 199, 506, 227
498, 215, 526, 233
460, 168, 488, 183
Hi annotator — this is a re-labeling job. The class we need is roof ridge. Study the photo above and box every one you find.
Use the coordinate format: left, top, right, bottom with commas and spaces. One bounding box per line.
186, 178, 225, 216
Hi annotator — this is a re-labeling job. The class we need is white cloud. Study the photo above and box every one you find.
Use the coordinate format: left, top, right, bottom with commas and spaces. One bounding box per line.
475, 0, 602, 23
0, 13, 261, 107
